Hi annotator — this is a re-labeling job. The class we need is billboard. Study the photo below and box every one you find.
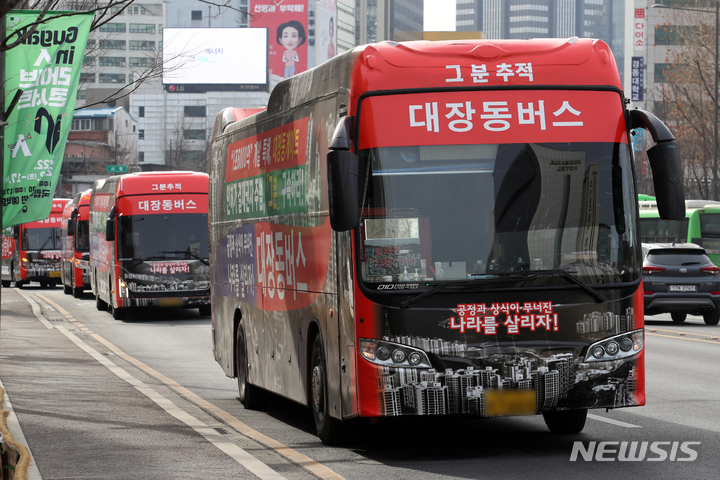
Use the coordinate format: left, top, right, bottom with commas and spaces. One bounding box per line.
162, 28, 268, 93
316, 0, 337, 65
250, 1, 309, 79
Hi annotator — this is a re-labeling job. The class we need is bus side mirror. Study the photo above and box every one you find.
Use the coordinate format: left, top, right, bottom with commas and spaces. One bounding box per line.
328, 150, 359, 231
327, 116, 358, 232
630, 109, 685, 221
105, 206, 116, 242
67, 208, 77, 236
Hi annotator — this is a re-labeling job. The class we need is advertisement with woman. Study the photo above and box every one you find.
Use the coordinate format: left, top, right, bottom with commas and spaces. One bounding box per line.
317, 0, 338, 65
250, 0, 309, 79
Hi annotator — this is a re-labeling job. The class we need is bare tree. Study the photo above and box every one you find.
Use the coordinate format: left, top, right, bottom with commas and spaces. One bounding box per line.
652, 5, 719, 199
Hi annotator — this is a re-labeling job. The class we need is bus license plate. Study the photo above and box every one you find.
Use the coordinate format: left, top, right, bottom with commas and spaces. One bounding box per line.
485, 389, 536, 416
49, 271, 60, 278
669, 285, 696, 292
158, 298, 183, 307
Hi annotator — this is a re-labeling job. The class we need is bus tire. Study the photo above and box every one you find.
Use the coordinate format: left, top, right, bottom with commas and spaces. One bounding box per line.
40, 281, 49, 289
236, 325, 263, 409
112, 307, 126, 320
542, 409, 588, 434
2, 280, 10, 288
703, 309, 720, 325
671, 313, 686, 323
73, 287, 83, 298
96, 292, 107, 311
63, 282, 72, 294
310, 333, 342, 445
199, 304, 211, 316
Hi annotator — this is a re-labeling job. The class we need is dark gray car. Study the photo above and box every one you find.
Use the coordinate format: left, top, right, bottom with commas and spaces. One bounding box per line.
642, 243, 720, 325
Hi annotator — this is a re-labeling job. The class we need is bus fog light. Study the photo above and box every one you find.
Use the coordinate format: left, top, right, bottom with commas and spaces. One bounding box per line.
376, 346, 391, 361
408, 352, 422, 365
619, 338, 633, 352
605, 341, 619, 356
360, 340, 377, 361
391, 349, 406, 363
592, 346, 605, 359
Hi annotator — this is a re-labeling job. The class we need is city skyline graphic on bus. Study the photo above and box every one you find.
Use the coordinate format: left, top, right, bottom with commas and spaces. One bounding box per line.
376, 307, 640, 416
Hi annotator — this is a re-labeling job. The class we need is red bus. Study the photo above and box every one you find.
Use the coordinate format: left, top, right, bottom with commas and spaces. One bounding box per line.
1, 199, 70, 288
61, 189, 93, 297
89, 172, 211, 320
209, 38, 685, 443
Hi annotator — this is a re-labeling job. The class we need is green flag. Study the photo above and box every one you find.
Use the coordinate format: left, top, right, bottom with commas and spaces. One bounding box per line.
3, 10, 93, 228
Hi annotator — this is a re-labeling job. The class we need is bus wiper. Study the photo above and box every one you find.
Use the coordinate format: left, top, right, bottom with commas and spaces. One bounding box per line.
400, 280, 487, 309
35, 234, 53, 257
492, 269, 607, 303
159, 250, 209, 265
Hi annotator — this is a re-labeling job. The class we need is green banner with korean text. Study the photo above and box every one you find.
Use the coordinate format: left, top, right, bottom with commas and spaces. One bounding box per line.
3, 10, 93, 228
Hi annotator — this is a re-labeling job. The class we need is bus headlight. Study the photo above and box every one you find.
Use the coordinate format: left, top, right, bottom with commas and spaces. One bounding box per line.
584, 329, 644, 362
118, 279, 129, 298
74, 258, 90, 269
359, 338, 431, 368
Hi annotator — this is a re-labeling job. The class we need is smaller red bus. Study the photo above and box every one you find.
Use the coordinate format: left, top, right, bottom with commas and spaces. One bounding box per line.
1, 199, 70, 288
61, 189, 93, 298
89, 172, 210, 320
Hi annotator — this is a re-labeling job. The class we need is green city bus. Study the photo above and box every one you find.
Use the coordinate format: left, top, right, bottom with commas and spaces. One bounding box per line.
639, 196, 720, 264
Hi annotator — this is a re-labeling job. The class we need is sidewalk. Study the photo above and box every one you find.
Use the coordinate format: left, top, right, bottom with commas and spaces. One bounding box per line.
0, 287, 255, 480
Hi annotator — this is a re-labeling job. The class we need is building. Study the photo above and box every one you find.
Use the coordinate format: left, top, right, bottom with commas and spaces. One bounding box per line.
61, 107, 138, 195
75, 0, 423, 171
355, 0, 424, 44
455, 0, 626, 82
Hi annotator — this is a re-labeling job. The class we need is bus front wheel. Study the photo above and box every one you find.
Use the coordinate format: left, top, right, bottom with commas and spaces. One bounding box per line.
236, 325, 263, 409
311, 333, 342, 444
542, 409, 587, 434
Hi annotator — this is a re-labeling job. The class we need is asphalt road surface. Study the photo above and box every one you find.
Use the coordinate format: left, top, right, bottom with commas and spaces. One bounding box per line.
1, 284, 719, 480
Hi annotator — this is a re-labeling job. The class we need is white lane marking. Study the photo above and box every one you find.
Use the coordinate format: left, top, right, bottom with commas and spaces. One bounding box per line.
11, 290, 286, 480
93, 335, 348, 480
15, 290, 53, 329
588, 413, 643, 428
53, 325, 286, 480
0, 378, 43, 480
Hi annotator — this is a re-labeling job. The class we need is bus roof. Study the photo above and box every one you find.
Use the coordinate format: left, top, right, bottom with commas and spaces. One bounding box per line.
102, 171, 209, 197
51, 198, 70, 213
349, 37, 621, 96
218, 37, 623, 138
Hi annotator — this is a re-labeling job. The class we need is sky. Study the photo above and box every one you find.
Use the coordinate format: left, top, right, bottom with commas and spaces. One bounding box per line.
424, 0, 456, 31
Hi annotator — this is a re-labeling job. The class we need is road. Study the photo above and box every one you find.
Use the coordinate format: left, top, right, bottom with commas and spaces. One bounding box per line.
1, 284, 719, 480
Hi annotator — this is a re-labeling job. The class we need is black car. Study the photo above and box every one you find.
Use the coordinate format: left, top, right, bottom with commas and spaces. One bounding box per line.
642, 243, 720, 325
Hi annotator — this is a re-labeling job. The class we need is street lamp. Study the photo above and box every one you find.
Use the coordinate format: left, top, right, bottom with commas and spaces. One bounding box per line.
652, 2, 719, 200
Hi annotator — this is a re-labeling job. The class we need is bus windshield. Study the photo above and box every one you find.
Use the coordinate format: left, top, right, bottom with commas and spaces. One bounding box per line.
117, 213, 209, 261
358, 142, 638, 286
22, 227, 61, 251
75, 220, 90, 252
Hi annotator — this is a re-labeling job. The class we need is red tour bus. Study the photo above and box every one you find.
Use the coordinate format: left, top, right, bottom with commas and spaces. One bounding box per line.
209, 38, 685, 443
89, 171, 211, 320
61, 188, 93, 297
1, 198, 70, 288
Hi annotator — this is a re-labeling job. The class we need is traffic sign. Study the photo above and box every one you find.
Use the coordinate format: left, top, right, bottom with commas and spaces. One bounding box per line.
107, 165, 127, 173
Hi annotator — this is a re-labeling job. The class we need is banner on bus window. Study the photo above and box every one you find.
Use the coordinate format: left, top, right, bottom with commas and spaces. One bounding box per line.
358, 90, 628, 150
224, 117, 309, 220
2, 10, 93, 228
250, 0, 309, 79
214, 220, 332, 311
